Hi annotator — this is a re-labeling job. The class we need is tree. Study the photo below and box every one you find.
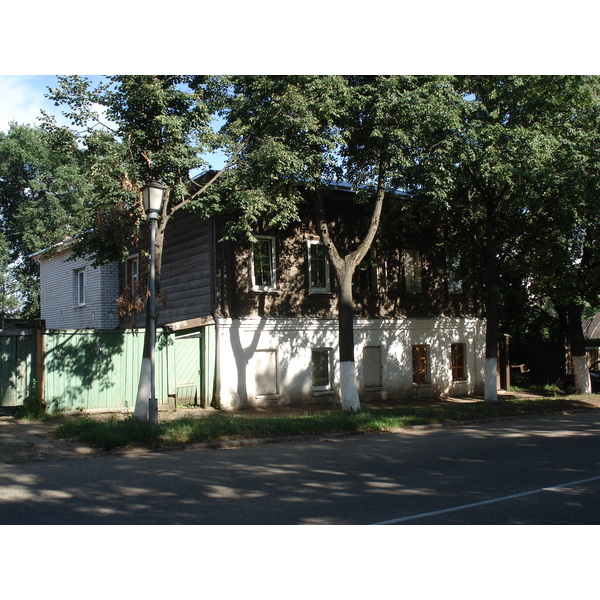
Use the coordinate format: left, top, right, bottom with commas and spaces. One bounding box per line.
0, 122, 92, 315
421, 76, 584, 400
225, 75, 461, 411
47, 75, 240, 421
510, 76, 600, 392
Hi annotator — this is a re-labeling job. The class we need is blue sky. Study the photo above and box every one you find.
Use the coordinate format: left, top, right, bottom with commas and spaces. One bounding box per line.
0, 75, 229, 169
0, 75, 66, 132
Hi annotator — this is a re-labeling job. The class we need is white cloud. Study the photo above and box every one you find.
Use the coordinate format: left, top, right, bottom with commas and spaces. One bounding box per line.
0, 75, 62, 133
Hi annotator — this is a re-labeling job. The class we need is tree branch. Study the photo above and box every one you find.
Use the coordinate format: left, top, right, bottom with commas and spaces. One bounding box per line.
168, 138, 250, 216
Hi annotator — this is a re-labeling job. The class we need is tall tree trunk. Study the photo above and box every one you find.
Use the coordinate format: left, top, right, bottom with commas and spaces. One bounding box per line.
337, 262, 360, 412
313, 161, 386, 412
567, 303, 591, 394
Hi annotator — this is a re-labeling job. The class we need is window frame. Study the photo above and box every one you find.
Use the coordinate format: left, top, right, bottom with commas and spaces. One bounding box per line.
307, 239, 331, 294
251, 236, 277, 292
363, 345, 383, 389
312, 348, 333, 392
74, 268, 86, 307
451, 342, 467, 381
126, 254, 140, 295
412, 344, 430, 385
254, 349, 279, 398
446, 254, 463, 295
404, 249, 423, 295
355, 250, 378, 295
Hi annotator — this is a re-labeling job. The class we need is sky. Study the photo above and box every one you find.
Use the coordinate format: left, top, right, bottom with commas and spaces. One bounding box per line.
1, 0, 597, 138
0, 75, 66, 132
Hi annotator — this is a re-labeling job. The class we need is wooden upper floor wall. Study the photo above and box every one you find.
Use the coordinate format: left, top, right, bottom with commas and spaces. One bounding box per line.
118, 188, 480, 328
213, 189, 480, 321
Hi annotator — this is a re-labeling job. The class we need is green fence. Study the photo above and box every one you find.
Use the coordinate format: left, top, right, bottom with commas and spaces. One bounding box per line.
0, 326, 215, 413
0, 331, 36, 406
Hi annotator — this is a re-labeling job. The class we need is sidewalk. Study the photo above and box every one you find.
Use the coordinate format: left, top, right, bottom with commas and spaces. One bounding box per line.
1, 391, 592, 464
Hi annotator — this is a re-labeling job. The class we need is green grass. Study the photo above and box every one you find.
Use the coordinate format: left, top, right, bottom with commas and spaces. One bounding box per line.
53, 397, 596, 451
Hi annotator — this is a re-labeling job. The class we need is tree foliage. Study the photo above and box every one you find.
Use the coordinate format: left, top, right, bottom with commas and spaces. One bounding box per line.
0, 122, 92, 315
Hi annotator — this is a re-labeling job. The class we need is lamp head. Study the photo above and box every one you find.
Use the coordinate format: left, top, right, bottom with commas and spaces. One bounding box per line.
142, 180, 166, 217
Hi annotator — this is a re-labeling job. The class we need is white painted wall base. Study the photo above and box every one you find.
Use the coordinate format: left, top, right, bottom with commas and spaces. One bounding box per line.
214, 316, 487, 410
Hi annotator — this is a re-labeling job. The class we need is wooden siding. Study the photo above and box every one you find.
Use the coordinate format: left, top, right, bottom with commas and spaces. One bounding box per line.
215, 191, 481, 321
120, 212, 214, 328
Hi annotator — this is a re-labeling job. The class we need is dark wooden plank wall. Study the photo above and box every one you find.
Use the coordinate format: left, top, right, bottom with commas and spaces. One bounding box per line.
119, 212, 214, 328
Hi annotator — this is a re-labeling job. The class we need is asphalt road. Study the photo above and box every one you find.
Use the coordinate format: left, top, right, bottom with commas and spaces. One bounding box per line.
2, 410, 600, 525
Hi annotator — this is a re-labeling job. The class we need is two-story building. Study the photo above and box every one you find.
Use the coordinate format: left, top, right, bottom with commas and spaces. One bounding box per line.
35, 185, 486, 410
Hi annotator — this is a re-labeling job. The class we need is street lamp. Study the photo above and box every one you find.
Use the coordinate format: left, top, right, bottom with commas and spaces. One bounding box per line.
142, 180, 166, 427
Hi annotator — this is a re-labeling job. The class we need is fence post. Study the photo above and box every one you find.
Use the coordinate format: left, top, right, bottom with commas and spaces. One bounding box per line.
34, 319, 46, 408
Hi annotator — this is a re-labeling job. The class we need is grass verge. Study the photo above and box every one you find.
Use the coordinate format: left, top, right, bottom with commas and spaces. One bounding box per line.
53, 397, 597, 451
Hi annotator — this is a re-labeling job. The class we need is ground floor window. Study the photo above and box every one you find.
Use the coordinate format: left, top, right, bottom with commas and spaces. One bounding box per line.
363, 345, 382, 388
254, 349, 278, 397
312, 348, 332, 390
451, 343, 467, 381
412, 344, 429, 384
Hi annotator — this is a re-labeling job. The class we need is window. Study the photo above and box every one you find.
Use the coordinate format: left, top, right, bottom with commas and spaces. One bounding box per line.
312, 348, 332, 390
74, 268, 86, 307
252, 236, 276, 291
254, 350, 278, 397
126, 255, 140, 295
412, 344, 429, 384
404, 249, 423, 294
308, 240, 330, 293
363, 346, 382, 388
355, 251, 378, 295
451, 343, 467, 381
446, 254, 463, 295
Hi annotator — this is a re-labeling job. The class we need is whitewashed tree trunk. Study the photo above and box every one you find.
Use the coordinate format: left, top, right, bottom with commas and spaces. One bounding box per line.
484, 357, 498, 401
572, 354, 592, 394
340, 361, 360, 412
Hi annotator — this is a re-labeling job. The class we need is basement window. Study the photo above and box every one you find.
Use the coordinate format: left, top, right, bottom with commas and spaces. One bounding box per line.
412, 344, 429, 385
451, 343, 467, 381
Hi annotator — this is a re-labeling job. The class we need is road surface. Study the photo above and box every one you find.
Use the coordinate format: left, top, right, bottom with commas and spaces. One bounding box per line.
2, 410, 600, 524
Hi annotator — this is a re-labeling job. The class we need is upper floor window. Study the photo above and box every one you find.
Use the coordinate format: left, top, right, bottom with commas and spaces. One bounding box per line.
404, 249, 423, 294
308, 240, 331, 293
451, 343, 467, 381
126, 255, 139, 294
355, 251, 378, 295
74, 268, 86, 307
252, 236, 277, 291
446, 254, 463, 295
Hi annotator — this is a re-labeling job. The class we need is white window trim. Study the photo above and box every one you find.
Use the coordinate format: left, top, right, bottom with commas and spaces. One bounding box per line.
75, 268, 86, 307
404, 249, 423, 295
253, 349, 280, 399
307, 239, 331, 294
312, 347, 334, 394
251, 236, 277, 292
127, 254, 139, 288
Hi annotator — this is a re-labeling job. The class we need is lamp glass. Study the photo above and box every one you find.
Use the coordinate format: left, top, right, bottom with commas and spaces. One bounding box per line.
142, 181, 165, 214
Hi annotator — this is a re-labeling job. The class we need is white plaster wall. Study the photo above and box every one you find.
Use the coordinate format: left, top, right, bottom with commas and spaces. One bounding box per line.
39, 250, 120, 329
215, 316, 486, 409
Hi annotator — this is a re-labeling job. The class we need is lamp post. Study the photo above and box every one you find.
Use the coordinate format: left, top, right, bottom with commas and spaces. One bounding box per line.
142, 180, 166, 427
